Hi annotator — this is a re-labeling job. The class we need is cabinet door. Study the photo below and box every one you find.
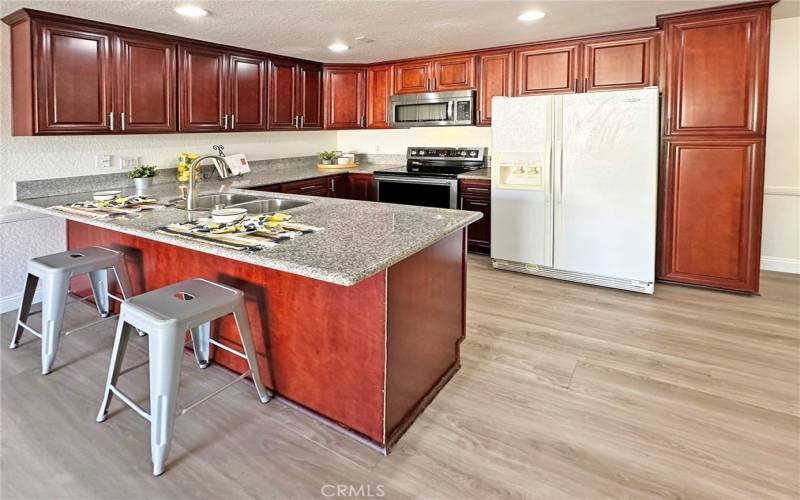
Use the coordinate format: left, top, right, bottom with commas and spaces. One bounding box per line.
228, 54, 266, 131
582, 34, 657, 92
662, 9, 769, 136
461, 197, 491, 254
432, 55, 475, 91
366, 65, 393, 128
347, 174, 375, 201
476, 51, 513, 126
268, 59, 297, 130
35, 22, 113, 134
297, 63, 323, 129
658, 139, 764, 292
324, 67, 366, 129
178, 45, 226, 132
329, 174, 348, 198
515, 43, 580, 95
116, 35, 176, 133
394, 60, 431, 94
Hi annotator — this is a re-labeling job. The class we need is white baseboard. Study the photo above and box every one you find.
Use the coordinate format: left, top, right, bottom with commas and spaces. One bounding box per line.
760, 256, 800, 274
0, 289, 42, 315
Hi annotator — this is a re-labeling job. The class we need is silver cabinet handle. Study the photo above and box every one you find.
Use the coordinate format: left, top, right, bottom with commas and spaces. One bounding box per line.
109, 111, 114, 131
223, 114, 228, 130
121, 112, 126, 131
300, 115, 304, 128
433, 77, 437, 90
231, 114, 235, 129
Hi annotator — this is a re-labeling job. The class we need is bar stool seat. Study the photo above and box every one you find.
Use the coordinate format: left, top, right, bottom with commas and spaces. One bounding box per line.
96, 278, 270, 476
11, 246, 133, 374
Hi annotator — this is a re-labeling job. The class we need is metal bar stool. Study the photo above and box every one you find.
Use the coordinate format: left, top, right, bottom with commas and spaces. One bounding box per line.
95, 278, 270, 476
10, 246, 134, 375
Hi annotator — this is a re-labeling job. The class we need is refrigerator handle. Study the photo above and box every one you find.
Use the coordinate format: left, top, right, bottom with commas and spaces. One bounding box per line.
554, 138, 564, 204
544, 140, 553, 203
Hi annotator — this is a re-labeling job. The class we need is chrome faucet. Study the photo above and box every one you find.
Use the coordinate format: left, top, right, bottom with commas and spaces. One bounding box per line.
185, 154, 230, 210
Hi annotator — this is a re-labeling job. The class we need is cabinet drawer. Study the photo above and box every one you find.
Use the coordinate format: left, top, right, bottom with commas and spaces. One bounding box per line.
282, 177, 330, 193
251, 183, 282, 193
460, 179, 491, 199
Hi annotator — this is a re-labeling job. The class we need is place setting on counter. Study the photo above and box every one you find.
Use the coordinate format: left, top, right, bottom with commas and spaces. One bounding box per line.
50, 191, 170, 218
157, 210, 323, 252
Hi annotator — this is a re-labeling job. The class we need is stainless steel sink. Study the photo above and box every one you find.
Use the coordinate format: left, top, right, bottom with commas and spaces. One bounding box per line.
173, 193, 309, 212
231, 199, 310, 213
174, 193, 264, 210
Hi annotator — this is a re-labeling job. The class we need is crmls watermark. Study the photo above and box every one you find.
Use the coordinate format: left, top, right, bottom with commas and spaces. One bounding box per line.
320, 483, 386, 497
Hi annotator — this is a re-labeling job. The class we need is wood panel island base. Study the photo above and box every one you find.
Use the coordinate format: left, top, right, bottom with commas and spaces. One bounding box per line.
67, 220, 467, 451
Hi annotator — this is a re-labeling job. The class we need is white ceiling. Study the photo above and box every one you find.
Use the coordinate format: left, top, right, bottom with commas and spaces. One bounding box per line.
1, 0, 796, 63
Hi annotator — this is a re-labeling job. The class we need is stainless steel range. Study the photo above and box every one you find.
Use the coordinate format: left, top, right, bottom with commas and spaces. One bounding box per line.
373, 147, 488, 209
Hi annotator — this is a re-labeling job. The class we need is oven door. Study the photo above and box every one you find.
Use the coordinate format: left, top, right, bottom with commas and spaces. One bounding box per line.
375, 176, 458, 209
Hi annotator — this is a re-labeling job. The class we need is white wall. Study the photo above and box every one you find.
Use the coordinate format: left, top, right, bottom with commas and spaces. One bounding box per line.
0, 23, 337, 311
762, 15, 800, 274
337, 127, 492, 155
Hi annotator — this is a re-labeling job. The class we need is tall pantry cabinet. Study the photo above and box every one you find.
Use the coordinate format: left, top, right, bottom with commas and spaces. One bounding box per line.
656, 4, 772, 293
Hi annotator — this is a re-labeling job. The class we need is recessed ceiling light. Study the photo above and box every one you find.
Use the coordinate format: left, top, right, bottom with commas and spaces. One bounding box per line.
175, 4, 208, 17
517, 10, 546, 22
328, 42, 350, 53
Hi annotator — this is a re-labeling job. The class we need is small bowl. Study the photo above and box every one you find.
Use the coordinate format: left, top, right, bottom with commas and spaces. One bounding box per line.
93, 190, 121, 201
211, 208, 247, 224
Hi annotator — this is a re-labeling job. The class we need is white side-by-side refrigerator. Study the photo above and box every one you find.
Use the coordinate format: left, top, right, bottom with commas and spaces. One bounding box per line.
490, 88, 659, 294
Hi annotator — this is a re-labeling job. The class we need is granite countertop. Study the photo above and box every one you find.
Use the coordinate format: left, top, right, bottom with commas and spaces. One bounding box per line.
457, 168, 491, 180
226, 162, 402, 189
14, 180, 481, 286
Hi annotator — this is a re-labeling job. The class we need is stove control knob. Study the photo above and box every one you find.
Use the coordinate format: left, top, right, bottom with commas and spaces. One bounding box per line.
469, 151, 478, 157
460, 151, 467, 157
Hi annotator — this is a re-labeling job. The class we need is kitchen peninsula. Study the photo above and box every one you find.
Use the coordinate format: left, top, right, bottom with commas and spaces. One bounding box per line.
14, 177, 480, 451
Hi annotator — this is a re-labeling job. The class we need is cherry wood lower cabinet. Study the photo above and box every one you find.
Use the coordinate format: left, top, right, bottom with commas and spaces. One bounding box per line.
459, 178, 491, 254
252, 174, 349, 198
657, 139, 765, 293
347, 173, 376, 201
67, 222, 467, 449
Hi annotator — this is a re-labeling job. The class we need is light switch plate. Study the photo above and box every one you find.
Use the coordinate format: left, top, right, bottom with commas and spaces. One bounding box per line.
121, 156, 139, 169
96, 155, 113, 168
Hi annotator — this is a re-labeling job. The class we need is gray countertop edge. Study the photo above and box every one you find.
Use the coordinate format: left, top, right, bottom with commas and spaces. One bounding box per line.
12, 193, 481, 287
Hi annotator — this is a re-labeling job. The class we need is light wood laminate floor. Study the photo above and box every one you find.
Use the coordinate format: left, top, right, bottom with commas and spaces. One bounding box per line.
1, 255, 798, 499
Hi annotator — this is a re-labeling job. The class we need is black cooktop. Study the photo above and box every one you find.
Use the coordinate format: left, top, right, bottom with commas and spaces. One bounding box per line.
374, 147, 488, 179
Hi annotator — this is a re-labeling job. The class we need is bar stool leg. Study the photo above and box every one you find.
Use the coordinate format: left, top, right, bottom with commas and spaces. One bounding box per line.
96, 313, 135, 422
40, 273, 70, 375
88, 269, 110, 317
232, 301, 270, 404
10, 273, 39, 349
112, 255, 134, 300
189, 323, 211, 368
149, 328, 185, 476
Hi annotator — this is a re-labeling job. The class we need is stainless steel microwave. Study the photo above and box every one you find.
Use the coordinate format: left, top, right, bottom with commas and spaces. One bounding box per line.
389, 90, 475, 127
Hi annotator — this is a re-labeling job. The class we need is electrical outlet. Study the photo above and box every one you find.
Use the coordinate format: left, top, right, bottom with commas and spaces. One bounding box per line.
95, 155, 112, 168
121, 156, 139, 170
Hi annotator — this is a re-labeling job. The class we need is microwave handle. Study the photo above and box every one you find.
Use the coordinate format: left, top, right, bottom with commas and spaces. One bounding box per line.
447, 101, 454, 120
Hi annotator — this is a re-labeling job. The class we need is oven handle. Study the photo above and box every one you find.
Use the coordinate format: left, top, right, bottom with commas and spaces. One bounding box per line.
374, 176, 457, 186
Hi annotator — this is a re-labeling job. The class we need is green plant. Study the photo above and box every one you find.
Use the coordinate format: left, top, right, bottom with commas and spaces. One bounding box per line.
318, 151, 339, 162
128, 165, 158, 179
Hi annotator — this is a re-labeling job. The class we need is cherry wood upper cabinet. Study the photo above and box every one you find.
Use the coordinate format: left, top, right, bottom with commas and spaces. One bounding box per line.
297, 63, 323, 129
178, 45, 226, 132
658, 139, 764, 292
660, 7, 770, 136
431, 55, 475, 91
476, 51, 513, 126
36, 22, 114, 134
324, 66, 366, 129
227, 53, 267, 131
394, 60, 431, 94
582, 33, 658, 92
268, 59, 298, 130
366, 64, 393, 128
515, 43, 580, 95
116, 35, 176, 133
